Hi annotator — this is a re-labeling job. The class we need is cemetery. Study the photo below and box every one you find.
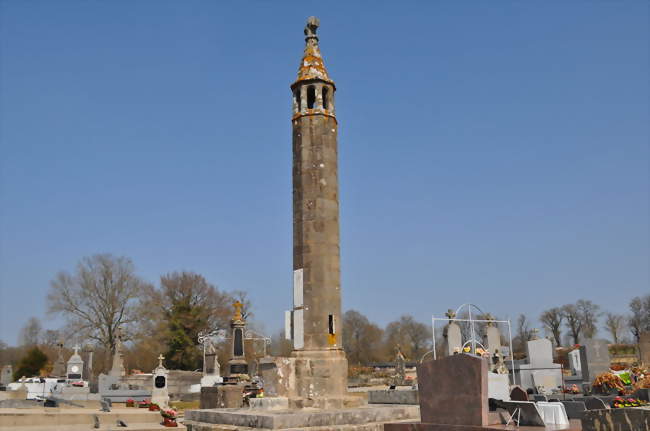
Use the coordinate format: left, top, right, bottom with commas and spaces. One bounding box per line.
1, 8, 649, 431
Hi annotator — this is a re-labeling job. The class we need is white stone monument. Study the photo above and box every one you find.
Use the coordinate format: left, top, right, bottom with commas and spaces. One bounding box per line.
109, 329, 126, 377
66, 345, 84, 381
443, 309, 462, 356
151, 354, 170, 408
519, 337, 562, 392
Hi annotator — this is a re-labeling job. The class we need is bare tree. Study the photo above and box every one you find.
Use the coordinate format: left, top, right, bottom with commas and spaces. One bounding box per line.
342, 310, 384, 365
384, 315, 431, 361
47, 254, 149, 353
604, 313, 625, 344
540, 308, 564, 347
514, 314, 534, 353
19, 317, 42, 347
629, 295, 650, 343
562, 304, 582, 344
576, 299, 601, 339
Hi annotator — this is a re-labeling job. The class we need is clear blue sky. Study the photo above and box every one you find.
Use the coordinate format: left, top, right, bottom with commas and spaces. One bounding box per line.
1, 1, 648, 346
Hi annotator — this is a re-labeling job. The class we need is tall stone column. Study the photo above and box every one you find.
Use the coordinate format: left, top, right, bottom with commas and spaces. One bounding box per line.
288, 16, 348, 409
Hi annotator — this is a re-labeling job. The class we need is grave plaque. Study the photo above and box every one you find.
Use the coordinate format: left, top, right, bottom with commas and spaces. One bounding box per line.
584, 339, 610, 381
417, 354, 488, 426
510, 386, 528, 401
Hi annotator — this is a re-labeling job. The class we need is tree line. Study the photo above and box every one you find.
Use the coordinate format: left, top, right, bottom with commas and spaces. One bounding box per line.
2, 254, 252, 374
515, 296, 650, 353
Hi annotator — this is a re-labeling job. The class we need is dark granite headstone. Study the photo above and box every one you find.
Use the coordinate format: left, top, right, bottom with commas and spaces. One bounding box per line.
510, 386, 528, 401
531, 394, 547, 402
561, 400, 587, 419
416, 354, 488, 426
634, 388, 650, 401
502, 401, 546, 426
582, 407, 650, 431
584, 396, 608, 410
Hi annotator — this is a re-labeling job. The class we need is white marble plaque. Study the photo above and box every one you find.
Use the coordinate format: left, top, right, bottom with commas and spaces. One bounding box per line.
293, 269, 303, 307
293, 309, 304, 349
284, 310, 292, 340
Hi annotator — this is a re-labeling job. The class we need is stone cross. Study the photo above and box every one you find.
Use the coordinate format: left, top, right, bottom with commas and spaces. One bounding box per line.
73, 344, 80, 355
304, 16, 319, 38
157, 354, 165, 368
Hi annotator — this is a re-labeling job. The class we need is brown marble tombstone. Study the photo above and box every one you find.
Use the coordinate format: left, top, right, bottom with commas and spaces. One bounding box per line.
417, 354, 488, 426
509, 386, 528, 401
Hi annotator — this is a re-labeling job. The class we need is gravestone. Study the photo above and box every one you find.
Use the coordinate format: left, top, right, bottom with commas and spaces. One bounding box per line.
527, 338, 553, 367
1, 365, 13, 385
639, 332, 650, 366
519, 338, 562, 392
584, 396, 608, 411
66, 345, 84, 381
52, 341, 66, 377
394, 346, 406, 385
568, 348, 582, 375
484, 317, 501, 354
227, 301, 248, 377
150, 354, 169, 408
417, 354, 488, 426
502, 401, 546, 426
442, 310, 462, 356
583, 339, 610, 382
510, 386, 528, 401
488, 373, 510, 401
561, 400, 587, 419
109, 329, 126, 377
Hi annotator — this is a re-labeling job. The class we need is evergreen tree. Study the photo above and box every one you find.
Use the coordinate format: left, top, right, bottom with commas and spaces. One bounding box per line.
13, 347, 49, 380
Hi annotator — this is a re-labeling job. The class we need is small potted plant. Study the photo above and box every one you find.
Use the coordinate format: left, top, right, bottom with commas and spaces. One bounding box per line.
125, 398, 135, 408
138, 399, 150, 408
160, 408, 178, 427
148, 402, 160, 411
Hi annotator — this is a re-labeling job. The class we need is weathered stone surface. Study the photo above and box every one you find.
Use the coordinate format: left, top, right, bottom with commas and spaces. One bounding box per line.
561, 400, 587, 419
417, 354, 488, 426
185, 405, 419, 429
385, 424, 503, 431
200, 387, 219, 410
368, 389, 418, 405
581, 407, 650, 431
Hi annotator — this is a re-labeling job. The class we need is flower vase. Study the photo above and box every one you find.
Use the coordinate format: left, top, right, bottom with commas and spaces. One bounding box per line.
163, 417, 178, 427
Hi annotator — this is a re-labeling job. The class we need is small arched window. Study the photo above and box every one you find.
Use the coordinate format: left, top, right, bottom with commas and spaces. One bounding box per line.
307, 86, 316, 109
322, 87, 329, 110
294, 90, 301, 112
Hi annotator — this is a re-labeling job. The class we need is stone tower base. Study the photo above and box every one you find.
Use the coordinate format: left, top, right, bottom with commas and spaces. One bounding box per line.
259, 350, 354, 409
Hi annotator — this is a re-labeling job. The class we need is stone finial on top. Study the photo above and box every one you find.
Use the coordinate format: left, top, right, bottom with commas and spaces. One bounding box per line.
484, 313, 495, 327
157, 354, 165, 368
304, 16, 319, 39
294, 16, 333, 86
232, 301, 243, 321
445, 309, 456, 320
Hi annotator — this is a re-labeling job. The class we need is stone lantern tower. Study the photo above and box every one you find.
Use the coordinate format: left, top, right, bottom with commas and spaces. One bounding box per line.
288, 16, 348, 408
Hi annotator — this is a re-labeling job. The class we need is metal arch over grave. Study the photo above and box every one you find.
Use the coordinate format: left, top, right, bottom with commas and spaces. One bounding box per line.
431, 303, 517, 385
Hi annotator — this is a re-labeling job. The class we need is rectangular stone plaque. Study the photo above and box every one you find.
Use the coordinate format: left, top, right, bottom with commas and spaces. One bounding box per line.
417, 354, 488, 426
293, 309, 304, 349
293, 268, 303, 307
